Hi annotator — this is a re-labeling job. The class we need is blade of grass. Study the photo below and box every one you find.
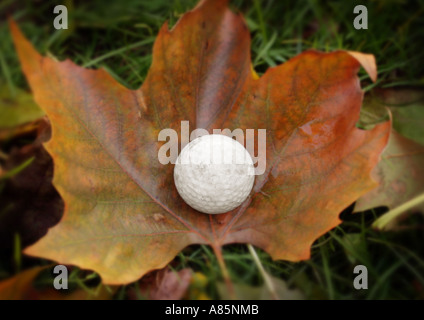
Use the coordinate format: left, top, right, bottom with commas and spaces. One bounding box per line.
253, 0, 267, 43
0, 44, 16, 97
0, 157, 34, 180
82, 38, 154, 68
319, 238, 335, 299
247, 244, 278, 300
367, 260, 403, 300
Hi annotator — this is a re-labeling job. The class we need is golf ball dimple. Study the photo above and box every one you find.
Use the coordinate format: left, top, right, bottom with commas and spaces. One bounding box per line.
174, 134, 255, 214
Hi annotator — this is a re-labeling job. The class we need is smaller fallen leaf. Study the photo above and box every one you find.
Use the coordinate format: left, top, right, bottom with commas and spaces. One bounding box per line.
355, 87, 424, 228
357, 94, 389, 130
358, 87, 424, 145
129, 267, 192, 300
378, 87, 424, 106
391, 104, 424, 147
0, 118, 63, 250
355, 130, 424, 228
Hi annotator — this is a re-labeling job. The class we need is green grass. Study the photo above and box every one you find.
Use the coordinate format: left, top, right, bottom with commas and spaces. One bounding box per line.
0, 0, 423, 300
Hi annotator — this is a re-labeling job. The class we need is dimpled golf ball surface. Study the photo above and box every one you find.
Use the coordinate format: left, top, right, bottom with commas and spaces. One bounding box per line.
174, 134, 255, 214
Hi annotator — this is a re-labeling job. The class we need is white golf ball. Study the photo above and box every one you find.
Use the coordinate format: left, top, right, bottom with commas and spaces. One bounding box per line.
174, 134, 255, 214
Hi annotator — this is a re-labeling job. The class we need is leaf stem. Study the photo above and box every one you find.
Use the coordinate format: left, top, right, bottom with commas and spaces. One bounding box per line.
247, 244, 278, 300
212, 245, 236, 300
372, 192, 424, 230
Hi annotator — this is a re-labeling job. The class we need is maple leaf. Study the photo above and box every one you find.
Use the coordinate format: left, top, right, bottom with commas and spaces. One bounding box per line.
10, 0, 390, 284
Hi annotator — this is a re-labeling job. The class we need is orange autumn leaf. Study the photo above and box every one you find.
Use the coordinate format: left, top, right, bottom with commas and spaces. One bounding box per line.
11, 0, 390, 284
